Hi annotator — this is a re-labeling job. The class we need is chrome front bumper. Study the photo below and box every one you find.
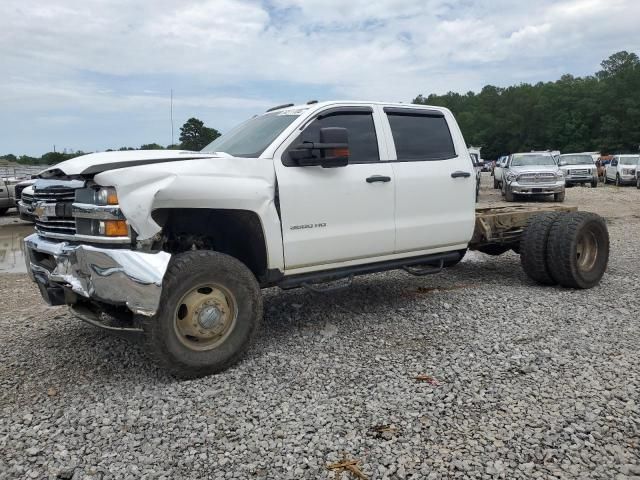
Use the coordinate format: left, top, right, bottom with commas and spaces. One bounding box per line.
23, 233, 171, 316
510, 181, 564, 195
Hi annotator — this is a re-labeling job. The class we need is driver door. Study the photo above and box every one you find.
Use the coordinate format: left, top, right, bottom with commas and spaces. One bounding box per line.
273, 106, 395, 271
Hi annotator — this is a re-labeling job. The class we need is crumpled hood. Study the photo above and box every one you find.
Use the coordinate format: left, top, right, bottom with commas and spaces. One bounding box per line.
39, 150, 222, 177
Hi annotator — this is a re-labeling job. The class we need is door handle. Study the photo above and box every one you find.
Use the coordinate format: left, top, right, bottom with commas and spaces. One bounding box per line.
366, 175, 391, 183
451, 171, 471, 178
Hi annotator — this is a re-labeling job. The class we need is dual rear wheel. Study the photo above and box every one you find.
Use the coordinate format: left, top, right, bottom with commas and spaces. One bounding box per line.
520, 212, 609, 289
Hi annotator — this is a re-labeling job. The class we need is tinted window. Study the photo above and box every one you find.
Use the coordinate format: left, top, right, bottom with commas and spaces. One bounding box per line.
285, 112, 379, 165
387, 113, 456, 161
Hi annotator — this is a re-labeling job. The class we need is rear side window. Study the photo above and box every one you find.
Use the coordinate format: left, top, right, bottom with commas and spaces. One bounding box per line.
284, 110, 379, 165
385, 108, 456, 161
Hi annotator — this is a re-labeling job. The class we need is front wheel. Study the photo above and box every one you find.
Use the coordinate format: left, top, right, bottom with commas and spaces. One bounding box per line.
637, 177, 640, 189
591, 179, 598, 188
504, 185, 515, 202
493, 177, 499, 189
615, 174, 621, 187
143, 251, 263, 378
554, 191, 565, 202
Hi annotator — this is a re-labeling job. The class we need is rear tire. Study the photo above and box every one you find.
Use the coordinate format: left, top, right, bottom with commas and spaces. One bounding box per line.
520, 212, 560, 285
546, 212, 609, 289
143, 250, 262, 378
636, 177, 640, 189
554, 191, 565, 202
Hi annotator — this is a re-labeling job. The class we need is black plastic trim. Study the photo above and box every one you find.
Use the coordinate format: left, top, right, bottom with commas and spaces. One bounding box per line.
277, 251, 460, 290
383, 106, 444, 117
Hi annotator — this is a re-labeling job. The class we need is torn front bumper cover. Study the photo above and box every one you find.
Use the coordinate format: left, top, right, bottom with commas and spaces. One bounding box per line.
23, 233, 171, 316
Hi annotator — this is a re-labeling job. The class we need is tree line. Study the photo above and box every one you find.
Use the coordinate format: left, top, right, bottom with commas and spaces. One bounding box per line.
413, 51, 640, 159
1, 117, 220, 165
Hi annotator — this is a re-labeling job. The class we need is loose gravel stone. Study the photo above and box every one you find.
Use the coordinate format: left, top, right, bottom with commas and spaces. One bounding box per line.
1, 176, 639, 479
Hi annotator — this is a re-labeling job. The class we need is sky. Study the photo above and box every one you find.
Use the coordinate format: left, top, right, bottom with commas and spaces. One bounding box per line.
1, 0, 639, 156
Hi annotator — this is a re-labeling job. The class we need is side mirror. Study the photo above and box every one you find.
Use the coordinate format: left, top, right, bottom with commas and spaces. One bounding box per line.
289, 127, 349, 168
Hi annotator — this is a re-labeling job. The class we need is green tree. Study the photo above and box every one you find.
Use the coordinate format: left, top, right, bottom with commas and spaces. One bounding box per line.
179, 117, 220, 151
139, 143, 165, 150
413, 51, 640, 158
596, 51, 639, 79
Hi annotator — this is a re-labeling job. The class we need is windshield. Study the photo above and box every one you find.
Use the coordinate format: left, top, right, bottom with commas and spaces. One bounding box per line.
619, 156, 640, 165
510, 154, 556, 167
202, 112, 300, 157
558, 155, 593, 166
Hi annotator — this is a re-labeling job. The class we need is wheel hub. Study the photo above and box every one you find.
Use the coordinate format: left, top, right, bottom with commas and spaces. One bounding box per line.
173, 284, 237, 351
197, 304, 223, 330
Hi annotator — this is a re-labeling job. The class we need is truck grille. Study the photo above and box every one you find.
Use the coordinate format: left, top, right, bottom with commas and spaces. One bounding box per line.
35, 218, 77, 236
21, 192, 34, 205
33, 183, 79, 239
569, 169, 589, 176
518, 173, 557, 185
33, 188, 76, 203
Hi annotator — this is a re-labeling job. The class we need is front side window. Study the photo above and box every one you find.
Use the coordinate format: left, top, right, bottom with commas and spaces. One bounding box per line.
386, 110, 456, 161
202, 112, 301, 158
284, 111, 379, 165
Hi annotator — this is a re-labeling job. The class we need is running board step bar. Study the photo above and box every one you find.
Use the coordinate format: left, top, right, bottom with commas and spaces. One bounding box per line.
279, 251, 460, 290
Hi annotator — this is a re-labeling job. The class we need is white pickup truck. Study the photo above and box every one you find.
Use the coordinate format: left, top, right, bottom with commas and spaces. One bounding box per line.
23, 101, 610, 377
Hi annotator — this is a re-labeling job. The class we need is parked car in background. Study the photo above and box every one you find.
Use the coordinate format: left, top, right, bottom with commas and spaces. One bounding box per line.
603, 155, 639, 186
18, 185, 35, 222
13, 179, 36, 207
501, 151, 565, 202
0, 178, 12, 215
558, 153, 598, 188
468, 147, 482, 201
493, 156, 508, 188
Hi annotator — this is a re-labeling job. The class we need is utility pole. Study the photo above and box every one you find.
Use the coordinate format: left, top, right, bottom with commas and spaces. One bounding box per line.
170, 89, 174, 146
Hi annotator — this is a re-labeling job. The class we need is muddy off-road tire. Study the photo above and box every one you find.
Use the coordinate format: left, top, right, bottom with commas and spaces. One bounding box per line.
520, 212, 561, 285
143, 250, 262, 378
546, 212, 609, 289
554, 191, 566, 202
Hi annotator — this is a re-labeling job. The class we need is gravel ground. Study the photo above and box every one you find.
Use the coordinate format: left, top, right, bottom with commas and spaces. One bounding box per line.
1, 175, 639, 479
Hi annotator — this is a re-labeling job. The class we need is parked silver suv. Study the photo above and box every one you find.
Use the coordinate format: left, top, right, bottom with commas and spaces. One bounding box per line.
558, 153, 598, 188
501, 152, 565, 202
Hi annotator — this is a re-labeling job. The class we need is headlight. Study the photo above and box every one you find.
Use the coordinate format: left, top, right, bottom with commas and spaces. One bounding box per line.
557, 171, 564, 179
506, 172, 518, 181
96, 187, 119, 205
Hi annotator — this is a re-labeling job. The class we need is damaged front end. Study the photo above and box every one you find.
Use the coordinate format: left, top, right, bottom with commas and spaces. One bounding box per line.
23, 177, 171, 317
